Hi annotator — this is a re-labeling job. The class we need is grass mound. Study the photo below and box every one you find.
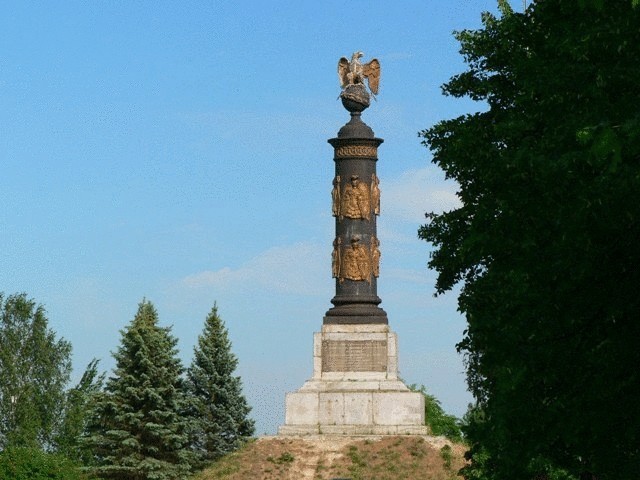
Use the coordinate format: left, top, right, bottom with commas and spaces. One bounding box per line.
193, 435, 466, 480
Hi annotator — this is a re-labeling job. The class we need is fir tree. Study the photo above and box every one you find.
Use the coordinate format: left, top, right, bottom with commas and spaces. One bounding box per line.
86, 300, 193, 480
186, 304, 254, 465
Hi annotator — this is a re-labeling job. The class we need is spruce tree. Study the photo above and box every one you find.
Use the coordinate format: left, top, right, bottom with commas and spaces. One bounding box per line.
86, 300, 193, 480
186, 304, 254, 465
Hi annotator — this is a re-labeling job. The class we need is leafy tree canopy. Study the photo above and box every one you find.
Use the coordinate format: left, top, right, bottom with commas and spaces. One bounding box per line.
419, 1, 640, 478
0, 292, 72, 450
0, 446, 87, 480
410, 384, 462, 442
57, 359, 104, 463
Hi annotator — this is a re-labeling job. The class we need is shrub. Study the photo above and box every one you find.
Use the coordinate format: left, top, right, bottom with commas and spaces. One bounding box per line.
0, 447, 87, 480
409, 384, 463, 442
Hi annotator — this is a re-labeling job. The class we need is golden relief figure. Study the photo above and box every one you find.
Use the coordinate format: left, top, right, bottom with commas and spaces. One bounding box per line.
331, 175, 341, 217
332, 237, 341, 279
371, 174, 380, 216
371, 236, 381, 278
340, 175, 371, 221
341, 237, 371, 283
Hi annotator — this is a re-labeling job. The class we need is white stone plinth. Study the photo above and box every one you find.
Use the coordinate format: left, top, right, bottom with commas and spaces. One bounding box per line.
279, 324, 429, 436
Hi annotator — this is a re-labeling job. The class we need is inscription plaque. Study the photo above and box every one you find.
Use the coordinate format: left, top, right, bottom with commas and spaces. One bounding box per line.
322, 340, 387, 372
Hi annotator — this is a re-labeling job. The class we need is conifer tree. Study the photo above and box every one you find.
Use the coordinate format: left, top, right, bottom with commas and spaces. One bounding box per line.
186, 304, 254, 465
86, 300, 193, 480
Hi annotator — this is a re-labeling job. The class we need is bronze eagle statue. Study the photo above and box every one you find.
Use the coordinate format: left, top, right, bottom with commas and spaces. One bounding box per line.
337, 51, 381, 97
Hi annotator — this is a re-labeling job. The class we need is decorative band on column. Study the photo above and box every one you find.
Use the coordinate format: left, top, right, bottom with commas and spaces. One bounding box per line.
334, 144, 378, 158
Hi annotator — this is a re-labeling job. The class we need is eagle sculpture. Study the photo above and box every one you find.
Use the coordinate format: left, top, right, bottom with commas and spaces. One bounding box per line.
338, 51, 381, 97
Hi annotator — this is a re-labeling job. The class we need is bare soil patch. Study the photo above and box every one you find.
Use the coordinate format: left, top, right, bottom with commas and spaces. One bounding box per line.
193, 435, 466, 480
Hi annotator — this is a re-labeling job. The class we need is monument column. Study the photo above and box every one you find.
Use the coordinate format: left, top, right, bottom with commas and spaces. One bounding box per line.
279, 52, 428, 436
325, 95, 387, 324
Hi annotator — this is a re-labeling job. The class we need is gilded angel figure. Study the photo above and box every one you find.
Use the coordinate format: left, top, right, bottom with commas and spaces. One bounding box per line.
340, 175, 371, 221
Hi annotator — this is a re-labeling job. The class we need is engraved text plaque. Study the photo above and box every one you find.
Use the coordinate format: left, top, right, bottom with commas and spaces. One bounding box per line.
322, 340, 387, 372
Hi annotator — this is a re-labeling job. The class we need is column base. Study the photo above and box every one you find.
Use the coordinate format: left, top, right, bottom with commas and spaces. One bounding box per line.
279, 324, 429, 436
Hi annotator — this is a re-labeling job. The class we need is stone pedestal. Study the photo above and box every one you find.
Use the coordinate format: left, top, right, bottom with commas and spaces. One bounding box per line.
279, 324, 428, 435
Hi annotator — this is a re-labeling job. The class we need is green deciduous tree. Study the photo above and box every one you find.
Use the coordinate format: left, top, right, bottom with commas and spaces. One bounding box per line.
0, 292, 72, 450
419, 1, 640, 478
410, 385, 463, 442
57, 359, 104, 463
0, 446, 87, 480
86, 300, 193, 480
186, 304, 254, 466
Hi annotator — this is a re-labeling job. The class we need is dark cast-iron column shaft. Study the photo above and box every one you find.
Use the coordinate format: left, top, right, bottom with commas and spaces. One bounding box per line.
324, 56, 387, 325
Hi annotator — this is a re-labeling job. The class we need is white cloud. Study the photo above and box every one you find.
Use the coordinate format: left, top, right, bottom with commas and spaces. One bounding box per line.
384, 167, 460, 224
181, 168, 460, 299
183, 242, 329, 296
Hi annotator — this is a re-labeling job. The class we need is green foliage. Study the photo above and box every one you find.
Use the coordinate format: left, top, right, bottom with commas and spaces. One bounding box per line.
460, 405, 579, 480
0, 292, 72, 450
419, 1, 640, 479
267, 451, 294, 465
0, 447, 88, 480
186, 304, 254, 466
56, 359, 104, 463
459, 446, 492, 480
85, 300, 193, 480
409, 384, 463, 442
440, 444, 453, 470
496, 0, 513, 16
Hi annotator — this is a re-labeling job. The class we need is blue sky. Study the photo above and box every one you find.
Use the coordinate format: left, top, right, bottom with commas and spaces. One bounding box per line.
1, 0, 505, 434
